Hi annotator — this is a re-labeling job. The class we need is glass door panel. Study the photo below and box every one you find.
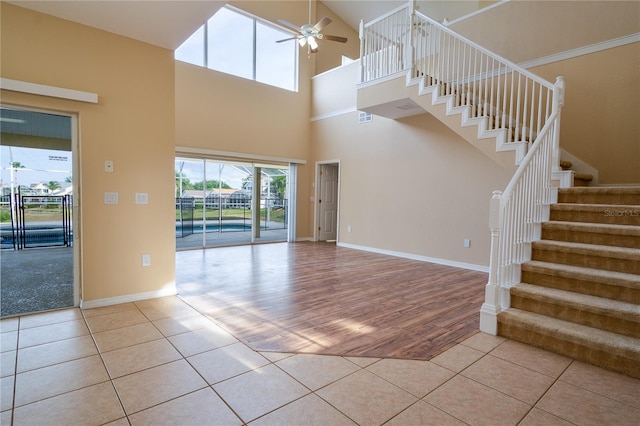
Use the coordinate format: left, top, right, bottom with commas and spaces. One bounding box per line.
203, 160, 253, 247
175, 157, 205, 250
175, 156, 289, 249
253, 164, 289, 244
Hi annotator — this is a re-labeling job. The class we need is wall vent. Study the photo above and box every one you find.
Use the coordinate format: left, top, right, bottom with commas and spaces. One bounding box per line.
358, 111, 373, 124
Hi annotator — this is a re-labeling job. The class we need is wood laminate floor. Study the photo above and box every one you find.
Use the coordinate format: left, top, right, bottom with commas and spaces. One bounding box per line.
176, 242, 488, 360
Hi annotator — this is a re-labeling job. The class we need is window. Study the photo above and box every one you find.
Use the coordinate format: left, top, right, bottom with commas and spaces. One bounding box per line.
176, 6, 298, 92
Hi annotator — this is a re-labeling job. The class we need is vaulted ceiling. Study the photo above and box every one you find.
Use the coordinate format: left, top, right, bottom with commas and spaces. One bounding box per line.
5, 1, 484, 50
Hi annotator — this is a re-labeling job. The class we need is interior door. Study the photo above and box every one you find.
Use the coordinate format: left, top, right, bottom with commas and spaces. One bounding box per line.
318, 163, 338, 241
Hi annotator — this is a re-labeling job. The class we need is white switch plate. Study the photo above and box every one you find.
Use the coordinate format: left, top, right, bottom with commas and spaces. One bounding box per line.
464, 239, 471, 248
141, 254, 151, 267
104, 192, 118, 204
104, 160, 114, 173
135, 193, 149, 204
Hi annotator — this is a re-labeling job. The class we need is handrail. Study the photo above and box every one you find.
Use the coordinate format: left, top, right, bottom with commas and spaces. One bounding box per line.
413, 10, 553, 89
359, 1, 566, 335
360, 3, 557, 145
480, 111, 560, 334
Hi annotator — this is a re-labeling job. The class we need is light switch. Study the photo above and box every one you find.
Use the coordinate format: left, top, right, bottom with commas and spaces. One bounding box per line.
135, 193, 148, 204
105, 160, 114, 173
104, 192, 118, 204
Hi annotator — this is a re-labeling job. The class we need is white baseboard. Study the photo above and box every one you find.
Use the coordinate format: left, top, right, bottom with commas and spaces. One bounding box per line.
294, 237, 314, 242
336, 242, 489, 273
80, 285, 177, 310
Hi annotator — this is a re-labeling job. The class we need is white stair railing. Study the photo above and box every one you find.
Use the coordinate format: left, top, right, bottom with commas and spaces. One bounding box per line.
359, 4, 412, 82
480, 106, 563, 335
359, 2, 566, 334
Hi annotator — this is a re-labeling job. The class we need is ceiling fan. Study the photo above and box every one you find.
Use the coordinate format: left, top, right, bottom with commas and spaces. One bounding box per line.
276, 0, 348, 55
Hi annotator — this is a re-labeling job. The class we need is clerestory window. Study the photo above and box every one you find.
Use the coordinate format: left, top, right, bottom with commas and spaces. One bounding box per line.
176, 5, 298, 92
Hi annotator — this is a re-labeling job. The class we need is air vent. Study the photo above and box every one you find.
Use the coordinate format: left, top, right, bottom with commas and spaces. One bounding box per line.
358, 111, 373, 124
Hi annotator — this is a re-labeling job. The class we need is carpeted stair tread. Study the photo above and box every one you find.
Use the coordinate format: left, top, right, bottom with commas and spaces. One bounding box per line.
559, 160, 572, 170
532, 240, 640, 274
543, 221, 640, 235
551, 203, 640, 213
541, 221, 640, 248
498, 309, 640, 377
511, 283, 640, 327
549, 203, 640, 225
499, 309, 640, 356
522, 260, 640, 291
557, 186, 640, 205
532, 240, 640, 260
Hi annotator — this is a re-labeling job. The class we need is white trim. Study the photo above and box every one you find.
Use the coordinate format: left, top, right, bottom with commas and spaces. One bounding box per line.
356, 70, 408, 89
311, 107, 357, 122
79, 285, 177, 310
0, 78, 98, 103
175, 146, 306, 165
519, 33, 640, 70
445, 0, 510, 26
337, 242, 489, 273
311, 59, 359, 80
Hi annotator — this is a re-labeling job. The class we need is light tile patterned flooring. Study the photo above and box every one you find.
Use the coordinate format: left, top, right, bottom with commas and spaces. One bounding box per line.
1, 296, 639, 425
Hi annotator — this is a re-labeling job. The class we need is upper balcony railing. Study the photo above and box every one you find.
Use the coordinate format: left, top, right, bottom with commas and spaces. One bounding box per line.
359, 3, 566, 334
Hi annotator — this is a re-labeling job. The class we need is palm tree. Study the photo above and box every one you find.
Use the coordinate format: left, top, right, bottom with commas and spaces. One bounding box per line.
47, 181, 61, 192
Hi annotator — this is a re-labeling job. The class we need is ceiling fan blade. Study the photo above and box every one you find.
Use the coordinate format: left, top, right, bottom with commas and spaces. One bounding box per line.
313, 16, 332, 32
278, 19, 302, 32
322, 34, 348, 43
276, 36, 298, 43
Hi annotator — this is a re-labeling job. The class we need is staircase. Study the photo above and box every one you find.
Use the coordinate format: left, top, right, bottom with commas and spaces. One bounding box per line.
358, 4, 640, 377
498, 186, 640, 378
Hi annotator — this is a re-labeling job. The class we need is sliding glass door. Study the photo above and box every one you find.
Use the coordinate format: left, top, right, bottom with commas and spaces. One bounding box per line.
175, 157, 290, 250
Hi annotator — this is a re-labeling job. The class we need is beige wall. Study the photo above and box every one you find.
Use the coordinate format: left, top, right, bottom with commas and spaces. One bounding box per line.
452, 0, 640, 184
1, 3, 176, 302
451, 0, 640, 63
314, 1, 360, 75
311, 64, 513, 267
175, 1, 322, 240
531, 43, 640, 184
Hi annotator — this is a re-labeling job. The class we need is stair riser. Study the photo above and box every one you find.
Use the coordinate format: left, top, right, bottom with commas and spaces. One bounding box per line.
541, 228, 640, 249
510, 294, 640, 338
532, 249, 640, 274
521, 269, 640, 304
497, 320, 640, 379
550, 209, 640, 226
557, 192, 640, 205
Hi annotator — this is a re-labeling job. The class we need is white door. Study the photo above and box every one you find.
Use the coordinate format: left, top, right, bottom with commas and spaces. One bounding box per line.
318, 163, 338, 241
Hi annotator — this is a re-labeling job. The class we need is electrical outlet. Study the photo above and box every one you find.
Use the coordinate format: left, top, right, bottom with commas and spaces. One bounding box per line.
141, 254, 151, 267
464, 239, 471, 248
347, 226, 352, 233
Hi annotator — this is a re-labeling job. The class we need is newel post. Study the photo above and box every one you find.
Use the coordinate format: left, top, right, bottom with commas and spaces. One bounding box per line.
551, 76, 565, 172
480, 190, 503, 335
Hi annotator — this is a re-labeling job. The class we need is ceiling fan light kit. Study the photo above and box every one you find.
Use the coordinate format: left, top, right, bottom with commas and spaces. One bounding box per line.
276, 0, 347, 55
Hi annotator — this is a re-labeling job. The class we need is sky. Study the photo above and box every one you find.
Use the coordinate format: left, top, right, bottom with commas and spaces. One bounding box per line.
175, 5, 297, 92
1, 146, 72, 188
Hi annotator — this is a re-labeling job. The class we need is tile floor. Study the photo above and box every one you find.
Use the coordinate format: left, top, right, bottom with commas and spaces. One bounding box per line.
1, 296, 639, 425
